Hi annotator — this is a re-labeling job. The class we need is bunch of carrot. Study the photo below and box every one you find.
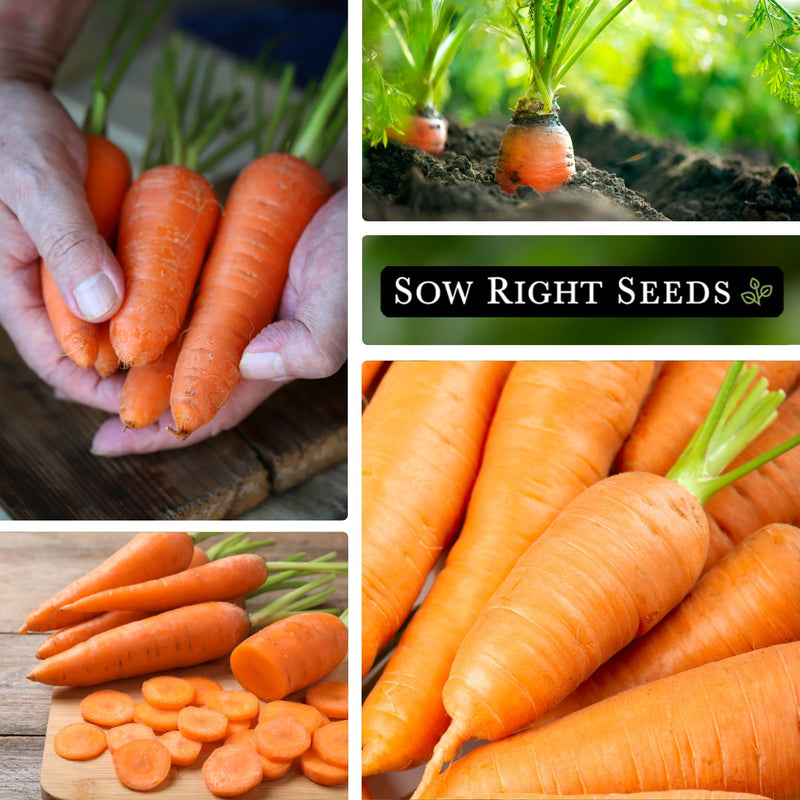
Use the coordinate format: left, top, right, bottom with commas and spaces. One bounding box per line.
361, 360, 800, 799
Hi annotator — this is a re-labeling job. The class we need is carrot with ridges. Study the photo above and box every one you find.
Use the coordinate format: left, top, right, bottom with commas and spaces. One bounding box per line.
36, 609, 149, 659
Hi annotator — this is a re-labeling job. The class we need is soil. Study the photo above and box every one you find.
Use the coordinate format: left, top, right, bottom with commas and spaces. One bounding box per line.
362, 112, 800, 222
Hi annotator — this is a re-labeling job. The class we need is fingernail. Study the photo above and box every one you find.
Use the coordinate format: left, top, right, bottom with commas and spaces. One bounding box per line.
74, 272, 118, 321
240, 350, 286, 380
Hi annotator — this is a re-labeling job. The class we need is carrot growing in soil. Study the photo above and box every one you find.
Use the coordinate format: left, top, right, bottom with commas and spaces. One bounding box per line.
168, 30, 347, 439
361, 360, 511, 677
495, 0, 636, 194
422, 641, 800, 799
361, 361, 654, 775
415, 362, 800, 796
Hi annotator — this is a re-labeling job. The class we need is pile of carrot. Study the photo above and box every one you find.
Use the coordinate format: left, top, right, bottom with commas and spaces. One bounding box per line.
361, 360, 800, 800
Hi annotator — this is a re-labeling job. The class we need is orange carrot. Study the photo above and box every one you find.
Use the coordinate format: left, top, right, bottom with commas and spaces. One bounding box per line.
187, 546, 211, 570
495, 108, 576, 194
300, 747, 348, 786
206, 689, 260, 722
93, 321, 121, 378
456, 793, 772, 799
421, 642, 800, 799
61, 553, 267, 614
141, 675, 196, 710
361, 360, 386, 399
259, 753, 293, 781
202, 743, 264, 797
79, 689, 136, 727
254, 715, 311, 761
133, 700, 180, 733
306, 680, 347, 719
390, 108, 449, 156
230, 611, 347, 702
35, 609, 149, 659
27, 601, 250, 686
534, 522, 800, 727
112, 738, 172, 792
361, 360, 510, 676
168, 153, 332, 438
19, 531, 194, 633
109, 164, 219, 367
106, 722, 156, 754
258, 699, 329, 734
176, 704, 229, 742
53, 721, 107, 761
225, 718, 254, 738
311, 719, 347, 768
362, 361, 654, 774
159, 729, 202, 767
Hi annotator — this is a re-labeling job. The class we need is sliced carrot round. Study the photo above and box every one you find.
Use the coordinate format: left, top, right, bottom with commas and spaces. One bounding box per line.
80, 688, 137, 727
160, 730, 203, 767
259, 752, 292, 781
300, 747, 347, 786
181, 675, 223, 706
112, 738, 172, 791
53, 721, 107, 761
106, 722, 156, 754
312, 720, 348, 768
206, 688, 260, 721
254, 715, 311, 761
133, 700, 180, 732
177, 704, 229, 742
258, 699, 329, 734
202, 743, 263, 797
305, 680, 347, 720
142, 675, 196, 710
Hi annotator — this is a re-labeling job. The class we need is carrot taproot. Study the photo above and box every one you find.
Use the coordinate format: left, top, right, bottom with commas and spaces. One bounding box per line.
80, 689, 136, 727
389, 107, 449, 156
202, 743, 264, 797
141, 675, 196, 710
112, 737, 172, 792
168, 153, 332, 439
159, 729, 203, 767
106, 722, 156, 754
35, 609, 149, 659
177, 704, 229, 742
416, 362, 798, 795
108, 164, 219, 367
19, 531, 194, 633
255, 715, 311, 761
312, 720, 347, 769
53, 721, 107, 761
421, 641, 800, 799
306, 680, 347, 719
27, 601, 250, 686
206, 689, 260, 722
93, 321, 120, 378
181, 674, 223, 706
534, 522, 800, 728
133, 700, 180, 733
230, 611, 347, 702
258, 699, 329, 734
61, 552, 267, 614
495, 108, 576, 194
362, 361, 654, 774
300, 747, 348, 786
361, 360, 511, 676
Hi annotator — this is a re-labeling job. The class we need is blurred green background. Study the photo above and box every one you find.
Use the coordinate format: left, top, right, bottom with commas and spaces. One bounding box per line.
363, 235, 800, 345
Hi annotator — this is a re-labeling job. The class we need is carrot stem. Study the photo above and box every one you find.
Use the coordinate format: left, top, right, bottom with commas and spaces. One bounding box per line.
248, 575, 338, 627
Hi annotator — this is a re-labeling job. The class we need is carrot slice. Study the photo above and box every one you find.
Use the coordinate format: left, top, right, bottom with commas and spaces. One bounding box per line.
80, 688, 136, 727
112, 738, 172, 791
202, 743, 264, 797
53, 721, 107, 761
206, 689, 260, 721
142, 675, 196, 710
106, 722, 156, 754
259, 753, 292, 781
300, 747, 347, 786
312, 720, 348, 768
255, 715, 311, 761
225, 718, 254, 738
306, 680, 347, 720
177, 704, 229, 742
181, 674, 223, 706
133, 700, 180, 732
258, 699, 329, 734
224, 728, 257, 748
159, 730, 203, 767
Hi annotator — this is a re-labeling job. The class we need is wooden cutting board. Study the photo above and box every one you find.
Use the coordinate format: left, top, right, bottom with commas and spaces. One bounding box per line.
40, 657, 348, 800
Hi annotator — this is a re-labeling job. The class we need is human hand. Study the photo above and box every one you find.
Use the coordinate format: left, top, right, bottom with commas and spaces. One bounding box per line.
91, 185, 348, 455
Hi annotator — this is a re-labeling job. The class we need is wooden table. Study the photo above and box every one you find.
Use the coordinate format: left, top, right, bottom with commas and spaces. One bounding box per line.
0, 531, 348, 800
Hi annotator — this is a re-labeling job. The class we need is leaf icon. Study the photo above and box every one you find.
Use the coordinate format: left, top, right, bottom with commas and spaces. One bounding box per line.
742, 291, 758, 305
759, 284, 773, 299
751, 277, 761, 291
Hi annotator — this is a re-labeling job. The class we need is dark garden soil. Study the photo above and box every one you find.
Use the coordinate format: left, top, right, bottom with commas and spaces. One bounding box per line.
362, 112, 800, 222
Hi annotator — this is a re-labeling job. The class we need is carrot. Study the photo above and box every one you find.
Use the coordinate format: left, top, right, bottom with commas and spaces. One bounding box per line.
306, 680, 347, 719
80, 689, 136, 727
534, 522, 800, 727
19, 531, 194, 633
53, 721, 107, 761
176, 704, 229, 743
415, 362, 798, 795
159, 729, 202, 767
361, 360, 386, 398
421, 641, 800, 799
300, 747, 348, 786
258, 699, 329, 734
225, 718, 255, 738
311, 719, 347, 768
255, 715, 311, 760
230, 611, 348, 702
187, 546, 211, 569
181, 674, 222, 706
93, 321, 121, 378
61, 553, 267, 614
459, 793, 772, 799
106, 722, 156, 754
35, 609, 149, 659
495, 107, 576, 194
133, 700, 180, 733
206, 689, 260, 722
390, 108, 449, 156
361, 360, 511, 676
362, 360, 654, 774
202, 743, 264, 797
224, 727, 257, 748
112, 737, 172, 792
141, 675, 196, 710
27, 601, 250, 686
259, 753, 293, 781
